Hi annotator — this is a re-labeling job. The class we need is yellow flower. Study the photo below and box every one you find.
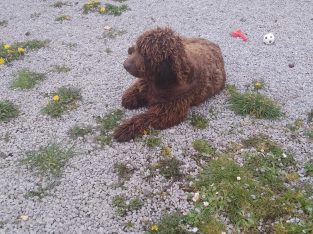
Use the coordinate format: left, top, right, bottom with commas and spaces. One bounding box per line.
53, 95, 60, 101
151, 225, 159, 231
64, 15, 71, 20
4, 44, 11, 49
18, 47, 26, 53
99, 7, 106, 13
254, 80, 263, 90
0, 57, 5, 65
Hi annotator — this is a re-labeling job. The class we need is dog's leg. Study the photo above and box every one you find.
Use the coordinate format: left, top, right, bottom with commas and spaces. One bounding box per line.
121, 79, 148, 110
114, 100, 189, 142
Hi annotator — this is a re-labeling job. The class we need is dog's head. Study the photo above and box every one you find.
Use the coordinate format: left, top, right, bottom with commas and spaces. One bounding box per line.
123, 27, 189, 84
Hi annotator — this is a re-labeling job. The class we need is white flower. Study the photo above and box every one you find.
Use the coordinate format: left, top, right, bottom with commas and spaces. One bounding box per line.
282, 153, 287, 158
237, 176, 241, 181
192, 192, 200, 202
203, 201, 209, 207
191, 227, 198, 233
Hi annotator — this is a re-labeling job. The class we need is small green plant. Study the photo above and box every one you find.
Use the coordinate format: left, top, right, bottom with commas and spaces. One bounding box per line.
242, 135, 284, 156
0, 20, 8, 27
227, 85, 282, 119
145, 137, 162, 148
0, 40, 48, 65
104, 3, 129, 16
83, 0, 101, 14
112, 195, 142, 216
145, 213, 191, 234
96, 109, 123, 145
0, 101, 19, 122
192, 139, 216, 156
22, 143, 74, 178
102, 28, 127, 39
55, 15, 71, 22
68, 125, 92, 139
11, 69, 46, 89
305, 130, 313, 140
190, 112, 208, 129
304, 161, 313, 176
42, 86, 82, 117
157, 157, 182, 180
51, 65, 71, 73
114, 162, 132, 181
51, 1, 69, 8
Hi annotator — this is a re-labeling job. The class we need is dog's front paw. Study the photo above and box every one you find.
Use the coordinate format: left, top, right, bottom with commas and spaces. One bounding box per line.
114, 121, 141, 142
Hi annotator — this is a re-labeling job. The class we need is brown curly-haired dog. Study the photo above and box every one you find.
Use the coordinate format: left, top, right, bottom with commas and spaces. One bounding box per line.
114, 27, 226, 142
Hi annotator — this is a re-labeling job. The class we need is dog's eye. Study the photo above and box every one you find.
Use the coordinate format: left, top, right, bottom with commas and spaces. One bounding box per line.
128, 46, 135, 55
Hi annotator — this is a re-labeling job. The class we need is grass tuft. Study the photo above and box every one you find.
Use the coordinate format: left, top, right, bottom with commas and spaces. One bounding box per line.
227, 85, 282, 119
192, 139, 216, 156
22, 143, 74, 178
304, 161, 313, 176
96, 109, 123, 146
157, 157, 182, 180
104, 3, 129, 16
68, 125, 92, 139
55, 15, 71, 22
42, 86, 81, 118
242, 135, 284, 156
308, 109, 313, 123
50, 1, 69, 8
11, 69, 45, 89
114, 162, 133, 182
112, 195, 142, 216
190, 112, 208, 129
83, 0, 101, 14
0, 101, 19, 122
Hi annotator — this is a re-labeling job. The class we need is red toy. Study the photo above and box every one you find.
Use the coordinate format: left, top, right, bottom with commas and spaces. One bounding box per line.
231, 29, 248, 41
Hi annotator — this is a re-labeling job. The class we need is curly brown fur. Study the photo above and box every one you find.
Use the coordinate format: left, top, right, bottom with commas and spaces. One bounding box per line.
114, 27, 226, 142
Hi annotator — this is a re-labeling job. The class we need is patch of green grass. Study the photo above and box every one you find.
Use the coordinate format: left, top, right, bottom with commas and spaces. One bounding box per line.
11, 69, 46, 89
156, 157, 182, 180
0, 20, 8, 27
42, 86, 82, 117
50, 1, 69, 8
273, 222, 313, 234
0, 101, 19, 122
55, 15, 71, 22
190, 112, 208, 129
0, 40, 48, 64
145, 213, 191, 234
51, 65, 71, 73
145, 137, 162, 148
242, 135, 284, 156
83, 0, 101, 14
22, 143, 74, 178
112, 195, 143, 216
96, 109, 123, 146
14, 39, 49, 51
304, 161, 313, 176
114, 162, 132, 181
227, 85, 282, 119
191, 155, 313, 232
104, 3, 129, 16
192, 139, 216, 156
68, 125, 92, 139
308, 109, 313, 123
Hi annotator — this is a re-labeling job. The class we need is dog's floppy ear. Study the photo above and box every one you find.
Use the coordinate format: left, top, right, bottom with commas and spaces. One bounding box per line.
137, 27, 190, 84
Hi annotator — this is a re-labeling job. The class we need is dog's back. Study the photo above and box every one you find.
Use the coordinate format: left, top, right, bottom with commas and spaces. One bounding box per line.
183, 37, 226, 106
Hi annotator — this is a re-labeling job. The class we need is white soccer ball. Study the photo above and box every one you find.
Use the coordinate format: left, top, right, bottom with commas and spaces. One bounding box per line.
263, 33, 275, 45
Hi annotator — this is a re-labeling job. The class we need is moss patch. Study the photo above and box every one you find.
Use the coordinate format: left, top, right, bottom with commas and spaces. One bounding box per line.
0, 101, 19, 122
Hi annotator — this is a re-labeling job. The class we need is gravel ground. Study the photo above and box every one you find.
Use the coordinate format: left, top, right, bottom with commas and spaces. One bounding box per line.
0, 0, 312, 233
